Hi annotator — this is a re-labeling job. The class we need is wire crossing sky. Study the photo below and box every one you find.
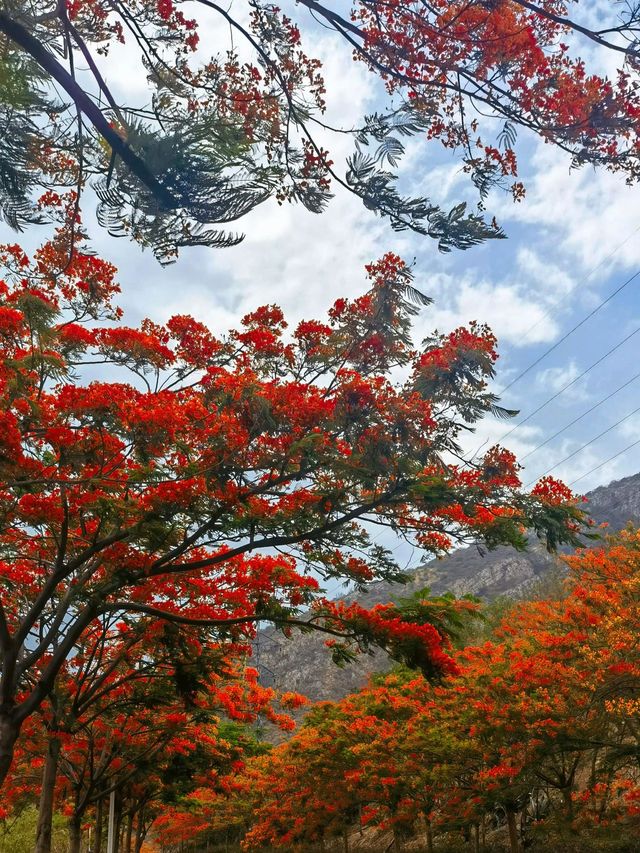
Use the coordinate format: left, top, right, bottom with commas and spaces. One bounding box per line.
497, 267, 640, 396
497, 323, 640, 446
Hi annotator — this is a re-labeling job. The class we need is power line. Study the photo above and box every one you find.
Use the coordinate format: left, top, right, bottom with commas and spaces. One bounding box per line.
498, 267, 640, 396
513, 223, 640, 347
569, 437, 640, 487
524, 402, 640, 487
520, 370, 640, 462
497, 323, 640, 444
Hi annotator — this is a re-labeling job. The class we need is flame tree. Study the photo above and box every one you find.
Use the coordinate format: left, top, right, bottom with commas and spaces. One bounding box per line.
0, 203, 585, 784
0, 2, 639, 258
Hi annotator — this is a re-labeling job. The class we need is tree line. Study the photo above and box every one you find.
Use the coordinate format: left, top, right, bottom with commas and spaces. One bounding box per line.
158, 530, 640, 853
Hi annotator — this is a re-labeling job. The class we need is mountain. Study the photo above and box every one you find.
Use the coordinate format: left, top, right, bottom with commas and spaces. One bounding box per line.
255, 471, 640, 712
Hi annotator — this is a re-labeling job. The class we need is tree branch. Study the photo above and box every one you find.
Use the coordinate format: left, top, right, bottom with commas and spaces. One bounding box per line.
101, 601, 358, 640
510, 0, 640, 60
0, 605, 11, 654
148, 487, 406, 575
0, 11, 178, 209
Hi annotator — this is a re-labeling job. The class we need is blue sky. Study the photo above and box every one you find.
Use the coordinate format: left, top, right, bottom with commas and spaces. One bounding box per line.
406, 140, 640, 494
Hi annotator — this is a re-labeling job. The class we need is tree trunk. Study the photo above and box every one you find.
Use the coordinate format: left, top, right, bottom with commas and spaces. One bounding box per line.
561, 786, 574, 820
114, 798, 123, 853
421, 814, 433, 853
0, 711, 19, 787
124, 813, 133, 853
68, 817, 82, 853
506, 810, 520, 853
34, 735, 61, 853
95, 798, 103, 853
392, 825, 402, 852
342, 827, 350, 853
134, 808, 145, 853
473, 823, 480, 853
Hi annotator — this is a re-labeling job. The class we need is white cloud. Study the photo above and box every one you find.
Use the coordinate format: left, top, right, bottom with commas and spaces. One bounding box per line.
415, 274, 560, 347
515, 247, 576, 307
535, 360, 590, 402
459, 418, 543, 463
160, 190, 389, 335
498, 143, 640, 275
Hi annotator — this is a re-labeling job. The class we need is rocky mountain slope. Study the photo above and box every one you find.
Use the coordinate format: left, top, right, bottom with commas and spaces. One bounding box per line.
255, 472, 640, 708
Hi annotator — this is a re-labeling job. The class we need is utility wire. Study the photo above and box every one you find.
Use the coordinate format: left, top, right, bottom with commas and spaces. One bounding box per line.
497, 323, 640, 444
498, 267, 640, 395
513, 223, 640, 348
569, 438, 640, 487
520, 370, 640, 461
524, 402, 640, 487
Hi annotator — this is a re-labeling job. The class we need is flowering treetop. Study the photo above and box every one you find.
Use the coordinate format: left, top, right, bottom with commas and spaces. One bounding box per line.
0, 206, 586, 783
0, 1, 638, 258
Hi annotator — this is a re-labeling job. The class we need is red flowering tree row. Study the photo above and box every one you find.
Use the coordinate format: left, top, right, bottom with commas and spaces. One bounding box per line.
4, 620, 304, 853
1, 1, 640, 256
195, 530, 640, 852
0, 205, 585, 799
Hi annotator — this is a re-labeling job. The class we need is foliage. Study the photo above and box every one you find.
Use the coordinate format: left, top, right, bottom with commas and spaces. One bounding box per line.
0, 807, 66, 853
0, 2, 639, 257
198, 530, 640, 851
0, 213, 586, 791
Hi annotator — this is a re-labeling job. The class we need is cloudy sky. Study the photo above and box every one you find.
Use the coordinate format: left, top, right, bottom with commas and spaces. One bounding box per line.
9, 2, 640, 514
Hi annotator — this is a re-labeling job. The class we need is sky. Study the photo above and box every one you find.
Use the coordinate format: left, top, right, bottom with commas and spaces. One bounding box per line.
5, 2, 640, 567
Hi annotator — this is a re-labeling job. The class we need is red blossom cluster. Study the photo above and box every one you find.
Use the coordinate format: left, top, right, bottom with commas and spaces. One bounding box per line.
352, 0, 640, 192
193, 530, 640, 851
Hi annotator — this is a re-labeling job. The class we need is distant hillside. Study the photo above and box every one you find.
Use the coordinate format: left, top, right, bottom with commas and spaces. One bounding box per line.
255, 472, 640, 709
